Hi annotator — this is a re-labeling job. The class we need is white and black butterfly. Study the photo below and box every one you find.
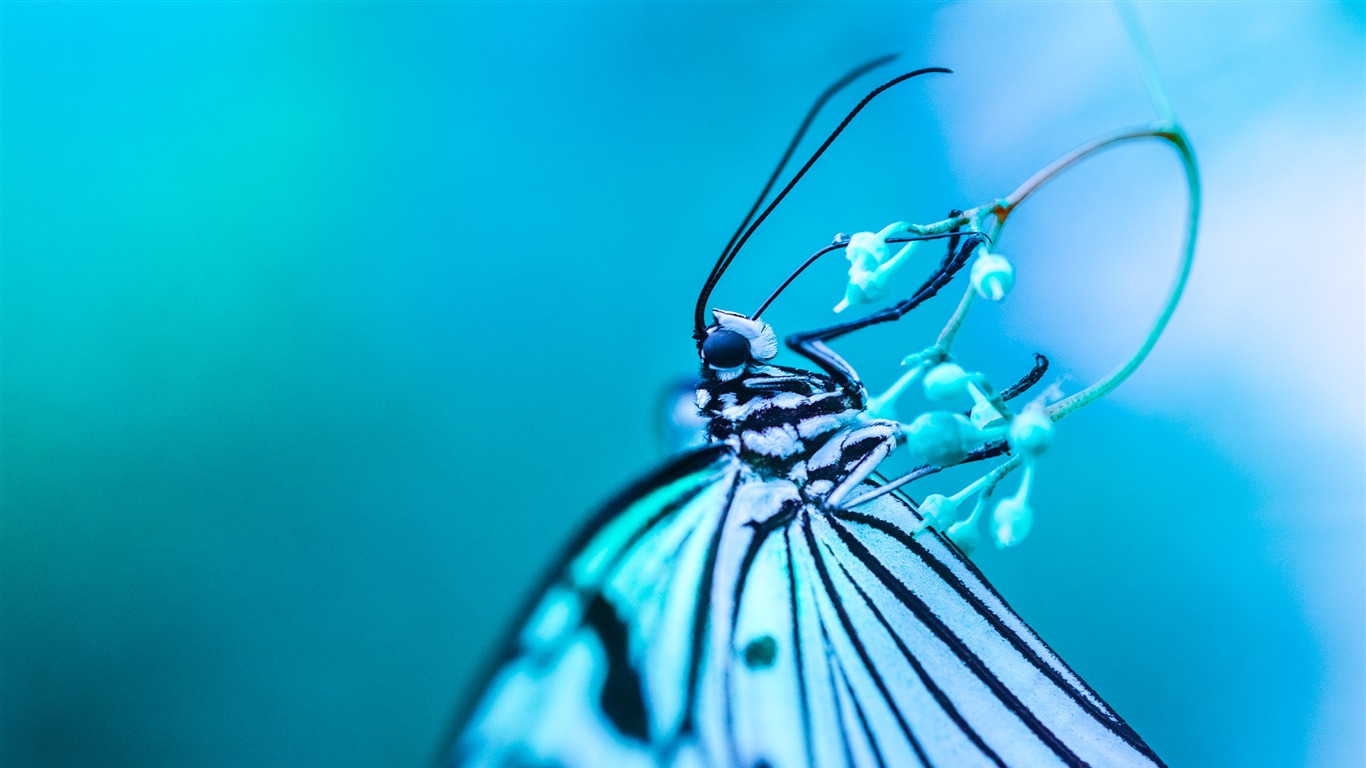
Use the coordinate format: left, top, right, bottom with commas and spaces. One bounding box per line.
439, 60, 1172, 768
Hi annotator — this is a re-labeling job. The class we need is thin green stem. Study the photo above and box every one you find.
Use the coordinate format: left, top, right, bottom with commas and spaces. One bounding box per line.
982, 453, 1023, 493
1047, 126, 1200, 421
934, 285, 977, 351
979, 126, 1179, 224
865, 357, 932, 420
949, 468, 998, 505
922, 125, 1195, 378
1117, 1, 1176, 122
913, 124, 1201, 424
882, 17, 1199, 505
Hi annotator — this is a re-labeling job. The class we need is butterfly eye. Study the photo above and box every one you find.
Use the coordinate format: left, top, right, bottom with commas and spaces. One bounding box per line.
701, 329, 751, 369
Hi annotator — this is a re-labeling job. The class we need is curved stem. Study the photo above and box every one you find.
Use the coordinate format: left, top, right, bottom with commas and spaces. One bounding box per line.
882, 14, 1198, 512
984, 125, 1182, 226
935, 284, 977, 350
915, 124, 1200, 422
1046, 126, 1200, 421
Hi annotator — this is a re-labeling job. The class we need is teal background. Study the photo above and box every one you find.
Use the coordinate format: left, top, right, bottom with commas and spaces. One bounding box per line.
3, 2, 1362, 767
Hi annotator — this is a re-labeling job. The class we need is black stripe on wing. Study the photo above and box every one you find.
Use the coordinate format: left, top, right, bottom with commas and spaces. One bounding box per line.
722, 500, 801, 764
582, 593, 650, 741
785, 526, 816, 767
814, 523, 1020, 768
674, 470, 743, 740
808, 530, 1005, 759
817, 607, 859, 768
795, 520, 934, 767
837, 659, 889, 768
830, 507, 1163, 765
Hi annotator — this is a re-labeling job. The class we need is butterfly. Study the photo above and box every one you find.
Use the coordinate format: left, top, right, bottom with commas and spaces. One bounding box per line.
438, 56, 1194, 768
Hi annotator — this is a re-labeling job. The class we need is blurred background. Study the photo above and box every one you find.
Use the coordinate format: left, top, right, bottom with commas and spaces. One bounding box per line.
3, 2, 1362, 766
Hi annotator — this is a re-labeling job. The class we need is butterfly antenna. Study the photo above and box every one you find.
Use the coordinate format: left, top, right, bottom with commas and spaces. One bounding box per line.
694, 66, 953, 341
701, 55, 899, 302
694, 55, 898, 343
748, 230, 980, 321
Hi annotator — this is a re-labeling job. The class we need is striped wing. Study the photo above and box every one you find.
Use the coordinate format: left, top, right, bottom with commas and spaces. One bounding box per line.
444, 456, 1164, 767
708, 484, 1165, 768
445, 444, 742, 767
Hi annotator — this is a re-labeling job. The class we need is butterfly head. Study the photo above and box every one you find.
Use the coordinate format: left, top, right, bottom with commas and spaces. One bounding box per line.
699, 309, 779, 382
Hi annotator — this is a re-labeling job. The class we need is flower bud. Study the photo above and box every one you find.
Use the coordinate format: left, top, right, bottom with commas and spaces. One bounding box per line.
922, 362, 970, 402
845, 231, 890, 269
1008, 406, 1054, 458
970, 251, 1015, 301
969, 401, 1007, 431
904, 411, 977, 466
991, 493, 1034, 548
917, 494, 960, 529
834, 232, 893, 313
947, 517, 980, 555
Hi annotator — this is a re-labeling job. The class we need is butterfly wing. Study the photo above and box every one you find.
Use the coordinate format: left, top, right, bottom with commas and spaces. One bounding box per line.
714, 484, 1166, 768
445, 457, 1165, 768
444, 443, 742, 768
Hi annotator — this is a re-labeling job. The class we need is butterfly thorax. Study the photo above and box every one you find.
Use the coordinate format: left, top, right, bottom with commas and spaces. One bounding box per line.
695, 363, 864, 478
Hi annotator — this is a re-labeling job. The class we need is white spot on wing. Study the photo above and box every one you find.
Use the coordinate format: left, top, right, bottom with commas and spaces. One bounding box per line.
462, 634, 658, 768
520, 587, 580, 650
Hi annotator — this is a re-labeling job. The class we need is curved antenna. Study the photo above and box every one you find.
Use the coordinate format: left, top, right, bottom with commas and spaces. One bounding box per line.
748, 230, 983, 321
694, 66, 953, 340
698, 54, 900, 329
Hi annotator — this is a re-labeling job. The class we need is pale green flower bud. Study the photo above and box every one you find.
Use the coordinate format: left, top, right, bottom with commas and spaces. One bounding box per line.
1008, 405, 1054, 458
992, 493, 1034, 548
922, 362, 970, 402
947, 517, 980, 555
918, 493, 960, 529
904, 411, 977, 466
970, 251, 1015, 301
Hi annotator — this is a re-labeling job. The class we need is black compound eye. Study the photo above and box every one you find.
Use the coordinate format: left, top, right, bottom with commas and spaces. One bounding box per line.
702, 329, 750, 369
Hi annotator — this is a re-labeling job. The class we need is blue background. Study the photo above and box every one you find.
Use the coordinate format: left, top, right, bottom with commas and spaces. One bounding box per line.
3, 2, 1362, 766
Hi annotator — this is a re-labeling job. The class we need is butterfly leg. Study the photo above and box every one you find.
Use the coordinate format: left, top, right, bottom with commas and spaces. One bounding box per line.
804, 419, 901, 508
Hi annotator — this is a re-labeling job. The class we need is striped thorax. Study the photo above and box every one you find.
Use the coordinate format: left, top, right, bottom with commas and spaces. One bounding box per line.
697, 309, 898, 508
